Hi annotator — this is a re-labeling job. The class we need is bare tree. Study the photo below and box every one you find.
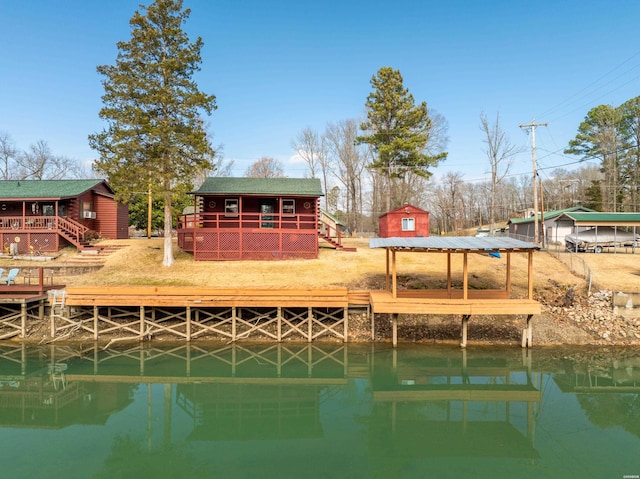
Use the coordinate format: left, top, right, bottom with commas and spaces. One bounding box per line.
245, 157, 286, 178
291, 127, 321, 178
291, 127, 331, 207
0, 131, 18, 180
17, 140, 83, 180
431, 172, 465, 234
480, 111, 522, 234
324, 119, 367, 232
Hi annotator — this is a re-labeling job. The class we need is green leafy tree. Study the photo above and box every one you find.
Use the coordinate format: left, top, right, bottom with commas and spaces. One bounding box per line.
89, 0, 216, 266
357, 66, 447, 211
128, 186, 193, 236
565, 104, 623, 211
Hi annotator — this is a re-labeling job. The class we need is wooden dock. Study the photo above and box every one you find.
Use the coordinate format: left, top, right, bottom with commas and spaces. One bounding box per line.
52, 286, 351, 343
36, 285, 543, 347
0, 268, 65, 339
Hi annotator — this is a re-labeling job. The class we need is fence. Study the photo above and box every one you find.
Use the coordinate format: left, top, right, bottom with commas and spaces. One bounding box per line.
509, 234, 596, 295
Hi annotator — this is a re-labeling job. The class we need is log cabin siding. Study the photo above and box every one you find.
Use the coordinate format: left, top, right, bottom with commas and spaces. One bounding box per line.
94, 193, 129, 239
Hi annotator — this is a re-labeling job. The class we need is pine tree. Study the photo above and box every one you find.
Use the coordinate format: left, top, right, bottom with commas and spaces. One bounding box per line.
89, 0, 216, 266
357, 67, 446, 212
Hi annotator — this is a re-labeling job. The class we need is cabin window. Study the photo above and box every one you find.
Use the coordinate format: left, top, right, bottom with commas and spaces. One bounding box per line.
282, 199, 295, 216
42, 204, 55, 216
402, 217, 415, 231
225, 198, 239, 216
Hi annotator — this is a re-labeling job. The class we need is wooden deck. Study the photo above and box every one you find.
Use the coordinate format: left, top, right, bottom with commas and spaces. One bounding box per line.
64, 286, 350, 308
0, 270, 66, 339
369, 290, 540, 348
369, 290, 541, 315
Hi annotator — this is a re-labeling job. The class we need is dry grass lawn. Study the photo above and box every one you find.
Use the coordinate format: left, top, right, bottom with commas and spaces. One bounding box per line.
48, 237, 610, 300
565, 251, 640, 291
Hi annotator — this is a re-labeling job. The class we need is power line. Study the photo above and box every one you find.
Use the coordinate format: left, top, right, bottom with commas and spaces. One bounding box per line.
519, 119, 547, 244
538, 49, 640, 120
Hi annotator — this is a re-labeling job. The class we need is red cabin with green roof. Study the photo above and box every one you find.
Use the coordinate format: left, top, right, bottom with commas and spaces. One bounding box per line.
0, 179, 129, 254
178, 177, 324, 260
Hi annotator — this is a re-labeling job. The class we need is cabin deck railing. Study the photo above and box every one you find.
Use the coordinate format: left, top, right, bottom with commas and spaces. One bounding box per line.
178, 212, 318, 231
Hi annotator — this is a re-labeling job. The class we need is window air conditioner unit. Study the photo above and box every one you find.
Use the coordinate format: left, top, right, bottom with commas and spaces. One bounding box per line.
83, 211, 96, 219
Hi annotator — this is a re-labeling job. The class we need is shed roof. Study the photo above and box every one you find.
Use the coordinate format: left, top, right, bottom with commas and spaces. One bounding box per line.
508, 206, 594, 225
369, 236, 539, 252
193, 177, 324, 196
0, 179, 109, 199
379, 203, 429, 218
555, 212, 640, 226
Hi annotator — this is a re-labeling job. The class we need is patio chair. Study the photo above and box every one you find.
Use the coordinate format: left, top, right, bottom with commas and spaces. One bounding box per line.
3, 268, 19, 285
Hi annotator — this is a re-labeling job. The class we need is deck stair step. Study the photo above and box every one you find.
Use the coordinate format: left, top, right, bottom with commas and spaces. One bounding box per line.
318, 232, 357, 252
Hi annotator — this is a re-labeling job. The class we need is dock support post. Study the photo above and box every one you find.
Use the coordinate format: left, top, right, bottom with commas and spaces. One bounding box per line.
140, 306, 145, 341
522, 314, 533, 348
277, 307, 282, 342
460, 314, 470, 348
307, 307, 313, 343
343, 308, 348, 343
232, 307, 237, 342
186, 306, 191, 342
392, 313, 398, 348
20, 303, 26, 339
371, 312, 375, 340
93, 306, 99, 341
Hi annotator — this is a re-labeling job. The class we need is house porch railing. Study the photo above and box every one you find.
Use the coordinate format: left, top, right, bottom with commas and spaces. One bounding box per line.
0, 215, 90, 252
177, 211, 318, 231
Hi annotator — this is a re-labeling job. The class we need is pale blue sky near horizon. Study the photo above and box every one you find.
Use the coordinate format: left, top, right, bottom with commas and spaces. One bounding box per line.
1, 0, 639, 185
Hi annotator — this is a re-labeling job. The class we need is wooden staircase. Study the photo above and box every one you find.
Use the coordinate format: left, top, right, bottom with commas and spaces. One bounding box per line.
318, 231, 357, 252
56, 216, 98, 252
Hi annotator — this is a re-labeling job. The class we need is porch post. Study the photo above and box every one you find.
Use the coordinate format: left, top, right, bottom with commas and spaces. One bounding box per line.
392, 249, 397, 298
463, 252, 468, 300
506, 252, 511, 298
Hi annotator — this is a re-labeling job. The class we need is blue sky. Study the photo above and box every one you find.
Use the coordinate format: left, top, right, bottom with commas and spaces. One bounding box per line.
1, 0, 639, 184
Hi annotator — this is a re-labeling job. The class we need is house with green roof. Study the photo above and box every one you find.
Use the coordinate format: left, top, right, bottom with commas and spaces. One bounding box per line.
178, 177, 326, 260
0, 179, 128, 254
507, 206, 594, 244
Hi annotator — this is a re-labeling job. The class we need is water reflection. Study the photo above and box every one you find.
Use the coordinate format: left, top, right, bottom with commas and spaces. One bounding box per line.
370, 349, 540, 461
0, 343, 638, 478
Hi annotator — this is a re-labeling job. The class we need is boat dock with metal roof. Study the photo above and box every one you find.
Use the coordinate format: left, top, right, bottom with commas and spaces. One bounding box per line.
369, 236, 541, 348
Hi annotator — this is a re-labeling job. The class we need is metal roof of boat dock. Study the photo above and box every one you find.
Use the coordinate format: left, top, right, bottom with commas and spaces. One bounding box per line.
369, 236, 540, 252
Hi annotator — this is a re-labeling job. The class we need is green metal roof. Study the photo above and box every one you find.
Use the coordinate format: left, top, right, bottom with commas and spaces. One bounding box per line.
558, 212, 640, 225
508, 206, 595, 225
320, 208, 345, 226
193, 177, 324, 196
0, 179, 108, 199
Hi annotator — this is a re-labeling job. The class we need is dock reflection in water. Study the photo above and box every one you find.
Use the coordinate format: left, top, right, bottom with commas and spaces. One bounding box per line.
0, 343, 638, 479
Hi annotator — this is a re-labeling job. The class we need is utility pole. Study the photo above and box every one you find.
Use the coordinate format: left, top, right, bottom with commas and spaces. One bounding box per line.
520, 118, 547, 244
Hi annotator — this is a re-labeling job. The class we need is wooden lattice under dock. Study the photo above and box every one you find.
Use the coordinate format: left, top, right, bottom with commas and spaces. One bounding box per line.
51, 287, 351, 343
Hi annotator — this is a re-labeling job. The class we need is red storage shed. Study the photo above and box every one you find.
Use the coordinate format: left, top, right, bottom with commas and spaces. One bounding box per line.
378, 204, 430, 238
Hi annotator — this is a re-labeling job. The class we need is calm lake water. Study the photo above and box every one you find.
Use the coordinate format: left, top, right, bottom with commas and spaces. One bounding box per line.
0, 342, 638, 479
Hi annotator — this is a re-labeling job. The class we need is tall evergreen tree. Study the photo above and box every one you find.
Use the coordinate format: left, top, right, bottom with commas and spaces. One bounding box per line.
89, 0, 216, 266
619, 97, 640, 212
565, 105, 623, 211
357, 67, 447, 212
